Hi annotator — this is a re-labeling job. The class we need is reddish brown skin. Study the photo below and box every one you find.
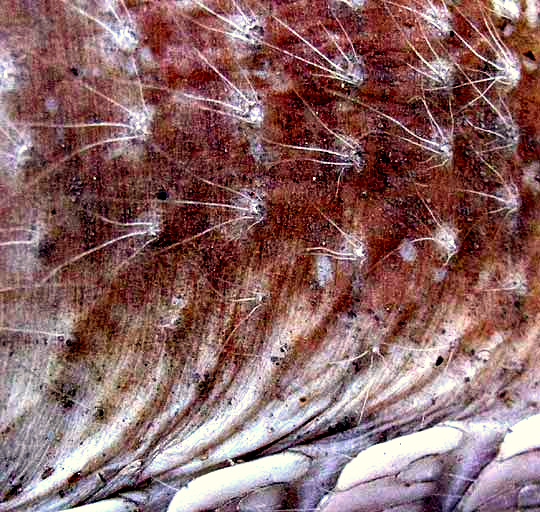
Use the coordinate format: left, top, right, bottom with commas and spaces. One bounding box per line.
0, 0, 539, 510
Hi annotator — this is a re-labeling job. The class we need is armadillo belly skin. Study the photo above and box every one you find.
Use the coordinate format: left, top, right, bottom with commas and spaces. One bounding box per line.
0, 1, 539, 511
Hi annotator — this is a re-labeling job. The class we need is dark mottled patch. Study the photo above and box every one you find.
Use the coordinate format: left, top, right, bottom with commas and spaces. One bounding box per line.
67, 471, 82, 484
156, 189, 168, 200
3, 483, 22, 500
41, 467, 54, 479
326, 415, 355, 437
37, 237, 55, 260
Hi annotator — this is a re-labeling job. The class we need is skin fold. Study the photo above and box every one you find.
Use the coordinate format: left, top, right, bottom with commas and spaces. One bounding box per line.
0, 0, 539, 510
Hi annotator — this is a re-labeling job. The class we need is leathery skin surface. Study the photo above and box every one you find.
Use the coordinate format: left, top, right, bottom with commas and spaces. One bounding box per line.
0, 0, 539, 510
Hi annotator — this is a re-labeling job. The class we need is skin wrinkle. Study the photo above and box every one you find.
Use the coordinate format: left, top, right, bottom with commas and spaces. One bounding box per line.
0, 0, 538, 511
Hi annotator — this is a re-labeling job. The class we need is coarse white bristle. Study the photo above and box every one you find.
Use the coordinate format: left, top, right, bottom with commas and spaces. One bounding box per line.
491, 0, 521, 22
